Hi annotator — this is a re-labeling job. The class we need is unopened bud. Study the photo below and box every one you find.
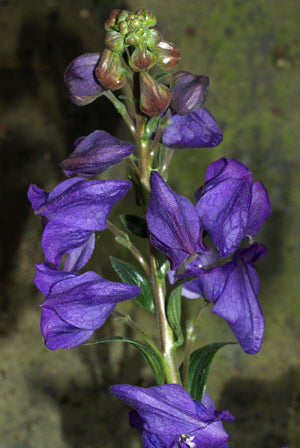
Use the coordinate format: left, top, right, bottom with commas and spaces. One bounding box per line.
95, 49, 126, 91
153, 40, 181, 70
135, 8, 157, 27
129, 42, 156, 72
171, 71, 209, 115
105, 31, 125, 52
140, 72, 171, 117
104, 9, 122, 31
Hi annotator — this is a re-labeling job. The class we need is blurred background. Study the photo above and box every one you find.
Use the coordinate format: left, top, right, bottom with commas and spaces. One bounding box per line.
0, 0, 299, 447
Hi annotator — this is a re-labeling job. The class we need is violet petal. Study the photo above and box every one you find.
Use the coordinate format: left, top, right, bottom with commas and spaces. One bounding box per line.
162, 107, 223, 149
64, 53, 103, 106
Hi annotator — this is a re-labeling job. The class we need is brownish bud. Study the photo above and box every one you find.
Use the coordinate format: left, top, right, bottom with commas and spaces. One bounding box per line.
153, 40, 181, 70
140, 72, 171, 117
129, 42, 156, 72
95, 49, 126, 91
104, 9, 122, 31
105, 31, 125, 52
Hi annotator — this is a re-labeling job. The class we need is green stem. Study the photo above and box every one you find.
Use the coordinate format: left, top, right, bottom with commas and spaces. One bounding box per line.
103, 90, 136, 138
107, 220, 151, 279
150, 245, 181, 384
182, 300, 210, 388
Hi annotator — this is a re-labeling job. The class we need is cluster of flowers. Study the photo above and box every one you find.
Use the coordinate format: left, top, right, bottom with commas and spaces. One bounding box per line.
27, 9, 276, 448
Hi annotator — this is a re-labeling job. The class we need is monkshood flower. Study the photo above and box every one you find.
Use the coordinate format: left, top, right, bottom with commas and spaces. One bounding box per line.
146, 171, 206, 270
171, 71, 209, 116
195, 157, 271, 258
64, 53, 103, 106
60, 130, 135, 178
110, 383, 233, 448
181, 243, 267, 354
35, 262, 140, 350
162, 107, 223, 149
27, 178, 131, 271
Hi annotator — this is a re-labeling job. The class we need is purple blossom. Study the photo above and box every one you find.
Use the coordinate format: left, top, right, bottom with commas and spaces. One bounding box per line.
60, 130, 135, 178
181, 243, 267, 354
146, 171, 206, 270
35, 262, 140, 350
27, 178, 131, 270
162, 107, 223, 149
64, 53, 103, 106
171, 71, 209, 116
110, 383, 233, 448
195, 158, 271, 258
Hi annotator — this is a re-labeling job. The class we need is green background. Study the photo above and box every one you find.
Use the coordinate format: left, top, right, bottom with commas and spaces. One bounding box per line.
0, 0, 299, 447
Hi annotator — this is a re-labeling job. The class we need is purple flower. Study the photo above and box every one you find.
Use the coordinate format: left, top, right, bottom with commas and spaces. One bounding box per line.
64, 53, 103, 106
195, 158, 271, 258
162, 107, 223, 149
146, 171, 206, 270
27, 177, 131, 270
181, 243, 267, 354
110, 383, 233, 448
60, 130, 135, 178
35, 262, 140, 350
171, 71, 209, 116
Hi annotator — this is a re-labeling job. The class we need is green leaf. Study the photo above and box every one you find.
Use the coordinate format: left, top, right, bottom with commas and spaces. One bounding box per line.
86, 336, 164, 385
182, 342, 234, 402
167, 286, 184, 349
120, 214, 148, 238
110, 257, 155, 312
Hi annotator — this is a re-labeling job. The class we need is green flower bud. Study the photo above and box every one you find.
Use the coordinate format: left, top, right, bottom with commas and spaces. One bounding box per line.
145, 28, 161, 49
153, 40, 181, 70
95, 49, 126, 91
105, 31, 125, 52
135, 9, 157, 28
140, 72, 171, 117
129, 42, 156, 72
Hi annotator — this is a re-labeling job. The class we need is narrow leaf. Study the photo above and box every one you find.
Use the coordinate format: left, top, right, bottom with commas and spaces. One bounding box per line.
120, 214, 148, 238
110, 257, 155, 312
86, 336, 164, 385
167, 286, 184, 349
182, 342, 234, 402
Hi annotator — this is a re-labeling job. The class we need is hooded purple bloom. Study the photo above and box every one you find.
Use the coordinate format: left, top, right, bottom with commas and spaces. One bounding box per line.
181, 243, 267, 354
162, 107, 223, 149
27, 177, 131, 270
60, 130, 135, 178
110, 383, 233, 448
64, 53, 103, 106
35, 262, 140, 350
146, 171, 206, 270
195, 158, 271, 258
171, 71, 209, 116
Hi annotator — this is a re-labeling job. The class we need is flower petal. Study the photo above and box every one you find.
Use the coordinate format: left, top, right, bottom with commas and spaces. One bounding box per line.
40, 308, 94, 350
64, 53, 103, 106
244, 181, 271, 237
41, 270, 140, 330
161, 107, 223, 149
196, 158, 253, 257
41, 221, 95, 270
211, 257, 265, 354
61, 130, 135, 178
34, 177, 131, 230
146, 171, 205, 269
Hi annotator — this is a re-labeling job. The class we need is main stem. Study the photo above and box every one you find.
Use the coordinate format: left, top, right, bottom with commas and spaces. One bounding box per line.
150, 246, 181, 384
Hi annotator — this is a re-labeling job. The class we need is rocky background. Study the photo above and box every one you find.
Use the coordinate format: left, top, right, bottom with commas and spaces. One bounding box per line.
0, 0, 299, 447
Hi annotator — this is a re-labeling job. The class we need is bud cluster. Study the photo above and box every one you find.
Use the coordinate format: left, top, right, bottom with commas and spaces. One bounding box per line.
95, 8, 181, 95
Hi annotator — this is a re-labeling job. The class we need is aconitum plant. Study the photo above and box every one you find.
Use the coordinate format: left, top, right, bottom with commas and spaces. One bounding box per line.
27, 8, 286, 448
